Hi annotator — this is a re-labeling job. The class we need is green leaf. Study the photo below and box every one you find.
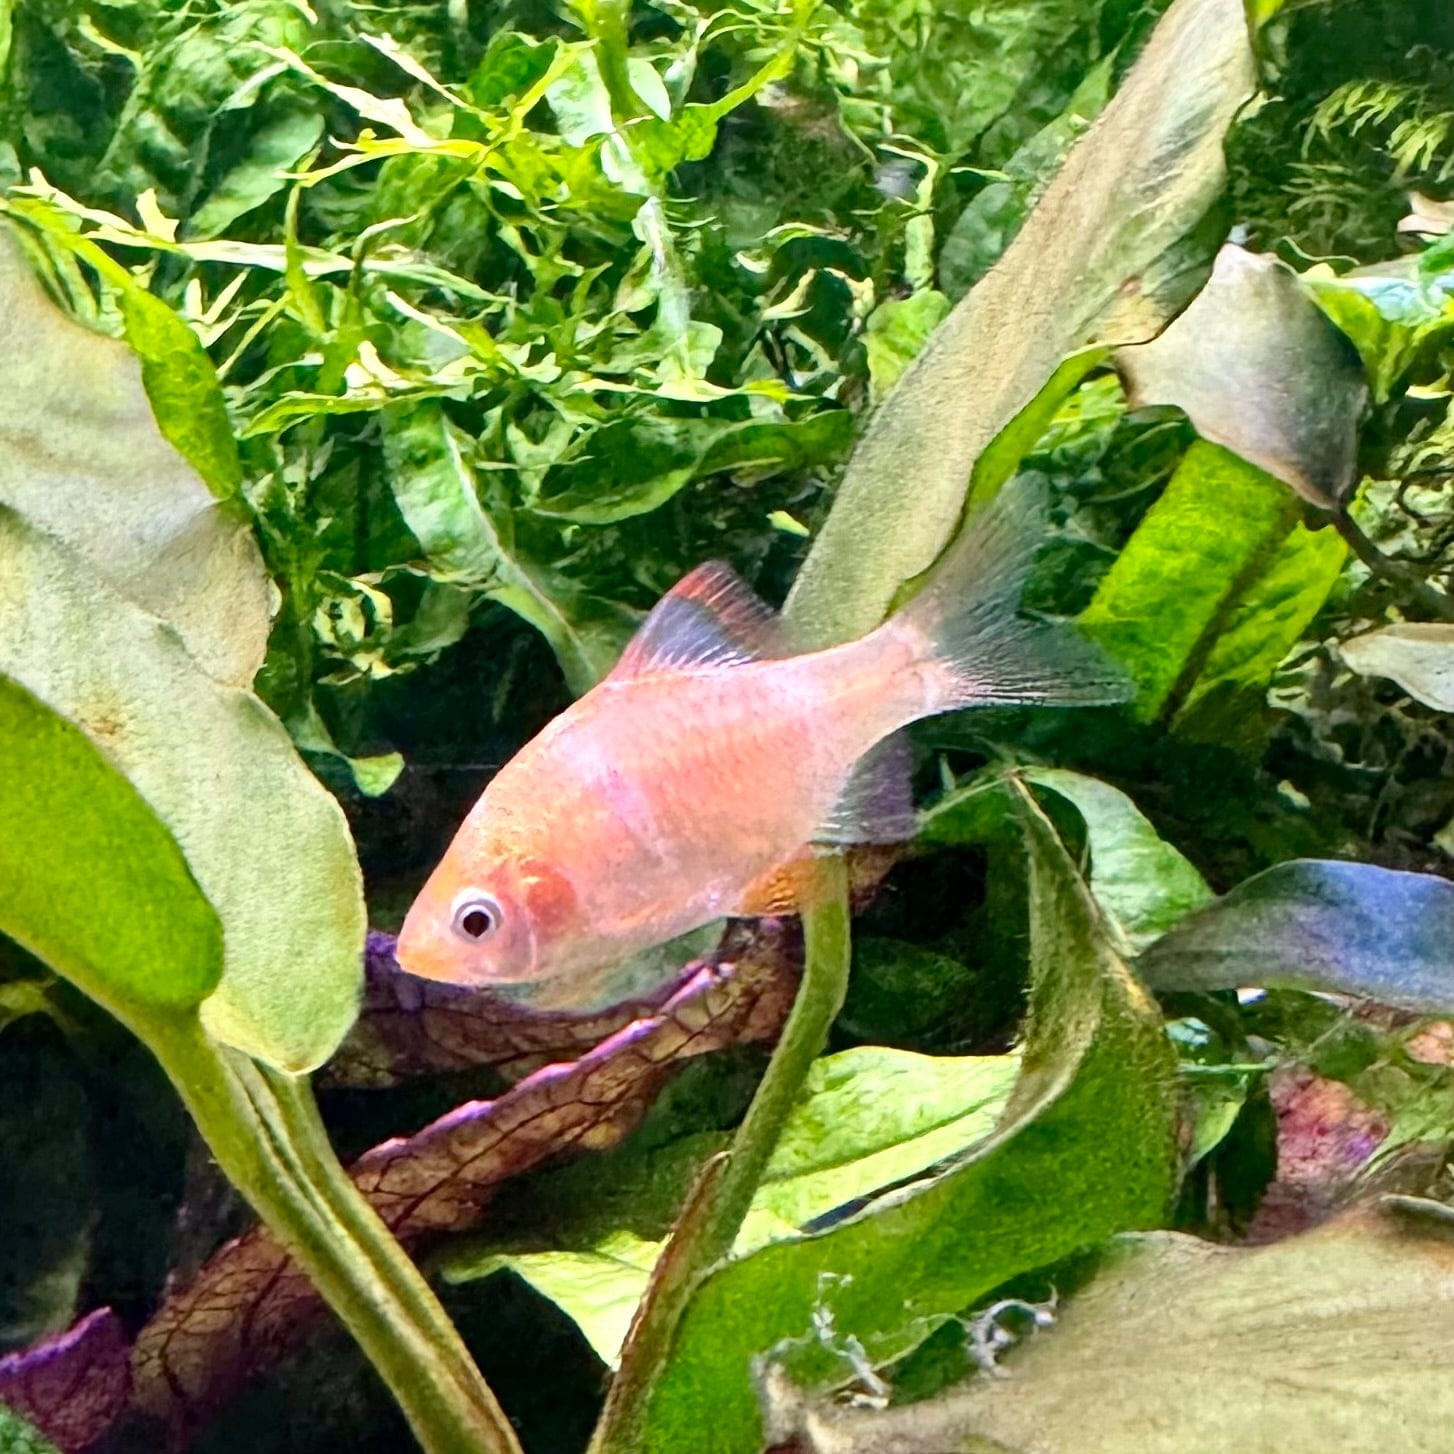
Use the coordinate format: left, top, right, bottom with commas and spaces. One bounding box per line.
381, 401, 637, 691
784, 0, 1259, 646
1339, 622, 1454, 710
531, 412, 852, 526
0, 511, 362, 1071
1305, 258, 1454, 403
1115, 245, 1367, 509
1020, 768, 1214, 953
774, 1209, 1454, 1453
0, 1406, 62, 1454
453, 1048, 1019, 1366
186, 105, 325, 240
863, 291, 951, 405
633, 789, 1177, 1454
1078, 441, 1331, 725
1138, 858, 1454, 1014
0, 228, 267, 687
0, 674, 221, 1016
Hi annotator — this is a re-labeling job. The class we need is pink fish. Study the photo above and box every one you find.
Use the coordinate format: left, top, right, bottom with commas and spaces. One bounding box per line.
396, 488, 1119, 1008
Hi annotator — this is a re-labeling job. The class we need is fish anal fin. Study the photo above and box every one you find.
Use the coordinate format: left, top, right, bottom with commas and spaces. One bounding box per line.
609, 562, 785, 679
813, 733, 918, 847
738, 853, 823, 917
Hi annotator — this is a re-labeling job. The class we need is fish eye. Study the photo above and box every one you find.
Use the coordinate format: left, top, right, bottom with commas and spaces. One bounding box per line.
451, 894, 503, 943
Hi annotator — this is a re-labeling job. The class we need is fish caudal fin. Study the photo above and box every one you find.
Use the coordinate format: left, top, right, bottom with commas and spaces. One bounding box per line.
894, 484, 1129, 713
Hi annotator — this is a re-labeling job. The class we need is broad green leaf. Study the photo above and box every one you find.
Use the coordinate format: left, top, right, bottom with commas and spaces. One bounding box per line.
530, 412, 853, 526
1116, 245, 1367, 508
1079, 441, 1325, 724
1340, 623, 1454, 710
381, 401, 636, 691
634, 791, 1177, 1453
1139, 859, 1454, 1012
1020, 768, 1213, 953
1171, 517, 1346, 746
0, 674, 221, 1016
0, 229, 267, 688
774, 1209, 1454, 1453
452, 1049, 1019, 1366
0, 511, 362, 1071
784, 0, 1259, 647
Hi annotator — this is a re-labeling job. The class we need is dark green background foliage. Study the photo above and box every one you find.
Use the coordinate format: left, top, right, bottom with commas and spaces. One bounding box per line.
5, 0, 1454, 1451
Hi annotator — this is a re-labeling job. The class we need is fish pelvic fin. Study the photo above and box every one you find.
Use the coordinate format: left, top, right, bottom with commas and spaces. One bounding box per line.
891, 482, 1129, 713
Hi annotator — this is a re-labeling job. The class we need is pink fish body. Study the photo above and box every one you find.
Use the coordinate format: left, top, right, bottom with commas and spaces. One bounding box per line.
396, 488, 1118, 1007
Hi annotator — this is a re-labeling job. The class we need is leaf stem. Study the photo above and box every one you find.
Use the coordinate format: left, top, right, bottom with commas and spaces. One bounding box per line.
587, 857, 852, 1454
148, 1017, 522, 1454
1332, 507, 1454, 623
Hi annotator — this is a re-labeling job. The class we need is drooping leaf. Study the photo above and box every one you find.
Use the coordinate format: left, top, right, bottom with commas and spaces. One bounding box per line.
785, 0, 1259, 646
1115, 244, 1367, 508
1020, 768, 1214, 952
0, 511, 362, 1071
1079, 441, 1339, 726
1139, 859, 1454, 1013
763, 1209, 1454, 1454
0, 674, 221, 1017
1340, 622, 1454, 710
633, 789, 1178, 1454
0, 229, 267, 687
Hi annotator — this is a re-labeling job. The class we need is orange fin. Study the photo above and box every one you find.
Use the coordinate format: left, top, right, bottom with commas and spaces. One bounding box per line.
738, 853, 838, 917
609, 562, 786, 680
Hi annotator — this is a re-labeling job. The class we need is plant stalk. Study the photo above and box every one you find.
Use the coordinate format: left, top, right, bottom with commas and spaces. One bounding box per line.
149, 1016, 522, 1454
588, 856, 852, 1454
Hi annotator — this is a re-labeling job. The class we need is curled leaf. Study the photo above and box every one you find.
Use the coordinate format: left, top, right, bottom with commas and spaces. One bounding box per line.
1340, 622, 1454, 711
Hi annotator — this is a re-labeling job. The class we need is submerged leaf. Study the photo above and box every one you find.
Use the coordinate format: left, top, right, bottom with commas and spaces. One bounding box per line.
767, 1209, 1454, 1453
1139, 859, 1454, 1013
1080, 441, 1340, 728
0, 1308, 131, 1454
0, 511, 361, 1070
1340, 622, 1454, 710
1116, 244, 1367, 508
785, 0, 1259, 645
633, 789, 1177, 1454
0, 230, 267, 688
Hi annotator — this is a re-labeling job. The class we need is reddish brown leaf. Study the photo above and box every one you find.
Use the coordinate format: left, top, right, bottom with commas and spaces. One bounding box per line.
0, 1308, 132, 1452
132, 926, 799, 1440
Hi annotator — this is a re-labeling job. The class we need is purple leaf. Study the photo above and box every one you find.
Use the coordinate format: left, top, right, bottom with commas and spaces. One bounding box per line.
0, 1308, 131, 1453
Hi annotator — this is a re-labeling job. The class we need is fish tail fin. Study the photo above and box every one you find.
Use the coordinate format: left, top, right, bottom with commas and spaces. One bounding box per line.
891, 484, 1129, 713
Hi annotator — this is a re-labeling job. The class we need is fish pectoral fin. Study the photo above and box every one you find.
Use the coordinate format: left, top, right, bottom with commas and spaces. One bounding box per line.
607, 561, 789, 679
812, 732, 918, 847
738, 850, 854, 917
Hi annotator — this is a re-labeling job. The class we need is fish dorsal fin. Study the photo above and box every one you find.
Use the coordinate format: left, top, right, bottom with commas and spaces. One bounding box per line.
609, 562, 785, 679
